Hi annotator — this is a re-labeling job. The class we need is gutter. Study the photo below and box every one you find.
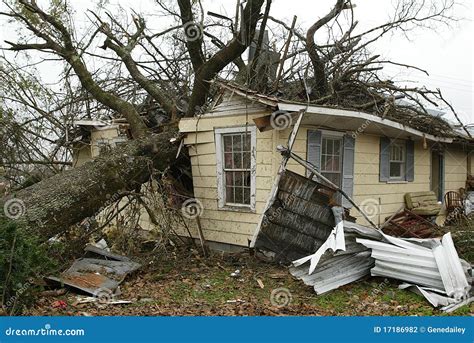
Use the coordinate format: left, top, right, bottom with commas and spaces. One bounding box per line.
277, 102, 454, 143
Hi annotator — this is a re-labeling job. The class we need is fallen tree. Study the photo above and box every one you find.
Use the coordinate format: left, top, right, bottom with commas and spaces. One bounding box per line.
6, 130, 179, 238
0, 0, 265, 237
0, 0, 467, 240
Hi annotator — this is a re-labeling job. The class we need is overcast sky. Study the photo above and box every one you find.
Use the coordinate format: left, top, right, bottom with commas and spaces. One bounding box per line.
0, 0, 472, 124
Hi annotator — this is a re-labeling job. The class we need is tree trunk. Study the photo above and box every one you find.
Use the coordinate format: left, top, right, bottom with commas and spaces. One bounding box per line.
2, 130, 179, 238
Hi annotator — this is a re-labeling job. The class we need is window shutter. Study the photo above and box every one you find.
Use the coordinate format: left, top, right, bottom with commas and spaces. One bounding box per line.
342, 134, 355, 208
307, 130, 322, 175
406, 140, 415, 182
380, 137, 391, 182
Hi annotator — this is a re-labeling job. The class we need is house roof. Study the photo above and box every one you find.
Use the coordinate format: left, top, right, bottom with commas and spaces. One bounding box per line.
213, 81, 473, 144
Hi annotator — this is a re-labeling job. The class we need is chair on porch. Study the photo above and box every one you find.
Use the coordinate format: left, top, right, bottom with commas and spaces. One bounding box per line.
444, 191, 464, 223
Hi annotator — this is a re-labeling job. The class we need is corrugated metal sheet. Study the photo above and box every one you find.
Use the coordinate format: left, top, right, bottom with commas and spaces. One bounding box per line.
289, 220, 380, 294
290, 251, 374, 294
253, 170, 337, 262
251, 148, 471, 309
356, 232, 472, 309
46, 247, 141, 296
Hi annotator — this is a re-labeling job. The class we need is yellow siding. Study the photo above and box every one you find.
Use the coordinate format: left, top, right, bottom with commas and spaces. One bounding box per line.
444, 148, 469, 192
181, 112, 471, 246
351, 134, 431, 226
179, 113, 274, 246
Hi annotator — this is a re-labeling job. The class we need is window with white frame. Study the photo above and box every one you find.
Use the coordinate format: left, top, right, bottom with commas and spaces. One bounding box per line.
215, 127, 256, 210
321, 136, 343, 187
389, 141, 406, 179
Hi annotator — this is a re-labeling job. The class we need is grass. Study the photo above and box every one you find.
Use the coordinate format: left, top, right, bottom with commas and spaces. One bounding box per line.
24, 248, 473, 316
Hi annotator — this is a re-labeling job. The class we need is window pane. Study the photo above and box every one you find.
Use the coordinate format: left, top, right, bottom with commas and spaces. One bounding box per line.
243, 171, 251, 187
390, 144, 405, 163
224, 152, 234, 169
325, 156, 334, 171
332, 156, 340, 171
390, 162, 402, 177
334, 140, 341, 155
322, 172, 341, 187
232, 135, 242, 152
234, 172, 243, 186
225, 172, 234, 186
243, 188, 250, 204
321, 154, 327, 170
243, 134, 251, 151
224, 136, 233, 152
243, 152, 251, 169
226, 186, 234, 203
234, 187, 243, 204
220, 132, 253, 206
321, 137, 342, 173
234, 152, 242, 169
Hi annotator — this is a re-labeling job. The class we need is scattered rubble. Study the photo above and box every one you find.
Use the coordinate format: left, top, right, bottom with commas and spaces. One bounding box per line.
250, 121, 472, 311
45, 242, 141, 299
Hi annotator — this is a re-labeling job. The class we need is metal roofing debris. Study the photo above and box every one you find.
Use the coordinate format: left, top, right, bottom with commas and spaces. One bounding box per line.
251, 108, 471, 310
289, 218, 380, 294
46, 246, 141, 296
253, 170, 471, 309
287, 223, 472, 309
253, 169, 337, 262
356, 232, 472, 310
290, 250, 374, 295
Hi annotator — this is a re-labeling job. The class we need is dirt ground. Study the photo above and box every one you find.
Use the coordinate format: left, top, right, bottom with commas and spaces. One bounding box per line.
25, 248, 473, 316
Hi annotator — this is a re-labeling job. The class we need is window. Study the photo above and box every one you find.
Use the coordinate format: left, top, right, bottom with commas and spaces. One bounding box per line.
379, 137, 414, 182
321, 136, 343, 187
389, 142, 406, 179
307, 130, 355, 208
215, 127, 256, 210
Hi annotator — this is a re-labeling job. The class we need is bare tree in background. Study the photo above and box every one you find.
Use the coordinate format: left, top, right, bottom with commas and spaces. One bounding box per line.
0, 0, 467, 238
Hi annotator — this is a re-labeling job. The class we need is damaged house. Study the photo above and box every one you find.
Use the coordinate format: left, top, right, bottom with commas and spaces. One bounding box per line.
177, 82, 473, 248
72, 82, 473, 249
67, 81, 473, 310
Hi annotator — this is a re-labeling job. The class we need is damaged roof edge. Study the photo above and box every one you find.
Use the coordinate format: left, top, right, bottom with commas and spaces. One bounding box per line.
277, 103, 454, 143
212, 80, 467, 142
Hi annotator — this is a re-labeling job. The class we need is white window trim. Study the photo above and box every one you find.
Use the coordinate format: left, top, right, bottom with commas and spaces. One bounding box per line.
389, 140, 406, 181
320, 135, 343, 174
215, 126, 257, 211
